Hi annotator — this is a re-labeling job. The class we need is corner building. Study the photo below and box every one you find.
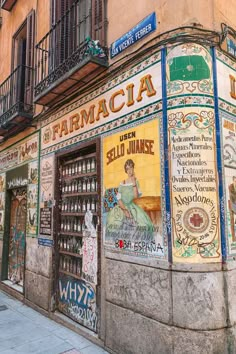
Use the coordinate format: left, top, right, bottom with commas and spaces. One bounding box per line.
0, 1, 236, 353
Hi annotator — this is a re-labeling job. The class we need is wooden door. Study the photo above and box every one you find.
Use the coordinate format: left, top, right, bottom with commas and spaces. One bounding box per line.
8, 188, 27, 287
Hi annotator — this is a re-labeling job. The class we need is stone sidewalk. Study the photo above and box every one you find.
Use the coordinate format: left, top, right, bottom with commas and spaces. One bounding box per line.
0, 290, 108, 354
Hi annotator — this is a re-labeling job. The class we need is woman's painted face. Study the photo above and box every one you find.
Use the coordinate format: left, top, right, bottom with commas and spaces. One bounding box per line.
126, 165, 134, 177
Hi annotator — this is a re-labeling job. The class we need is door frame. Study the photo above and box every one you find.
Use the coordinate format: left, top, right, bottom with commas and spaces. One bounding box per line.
53, 137, 102, 332
1, 187, 27, 293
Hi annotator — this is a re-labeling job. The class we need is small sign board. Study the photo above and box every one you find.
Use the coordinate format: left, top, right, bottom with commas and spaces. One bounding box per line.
110, 12, 156, 58
38, 237, 54, 247
39, 207, 52, 236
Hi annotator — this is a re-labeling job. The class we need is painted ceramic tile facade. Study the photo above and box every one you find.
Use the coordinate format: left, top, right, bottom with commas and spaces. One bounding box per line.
217, 50, 236, 257
102, 118, 164, 258
168, 107, 221, 263
27, 160, 39, 236
166, 44, 221, 263
0, 133, 39, 239
39, 154, 55, 240
166, 44, 214, 97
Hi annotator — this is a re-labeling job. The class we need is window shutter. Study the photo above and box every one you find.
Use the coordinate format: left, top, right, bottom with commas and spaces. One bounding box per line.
56, 0, 74, 64
51, 0, 56, 26
26, 10, 35, 69
25, 10, 35, 106
91, 0, 106, 46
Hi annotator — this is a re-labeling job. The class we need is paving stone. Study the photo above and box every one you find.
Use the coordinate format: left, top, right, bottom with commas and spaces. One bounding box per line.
0, 290, 108, 354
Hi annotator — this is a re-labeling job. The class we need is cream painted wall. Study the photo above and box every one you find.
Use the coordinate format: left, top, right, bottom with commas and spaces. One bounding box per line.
0, 0, 50, 82
108, 0, 236, 63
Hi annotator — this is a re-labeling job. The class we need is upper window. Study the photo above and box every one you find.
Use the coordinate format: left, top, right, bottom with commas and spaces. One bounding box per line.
1, 0, 17, 11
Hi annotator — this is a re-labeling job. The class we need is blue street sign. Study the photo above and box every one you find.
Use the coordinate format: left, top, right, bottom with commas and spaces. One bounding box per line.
227, 38, 236, 57
110, 12, 157, 59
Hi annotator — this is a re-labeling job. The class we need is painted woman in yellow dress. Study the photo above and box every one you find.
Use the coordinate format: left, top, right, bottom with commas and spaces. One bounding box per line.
106, 159, 154, 241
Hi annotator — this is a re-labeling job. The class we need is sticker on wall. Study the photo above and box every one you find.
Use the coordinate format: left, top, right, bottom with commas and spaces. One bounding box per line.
103, 119, 164, 257
166, 44, 213, 96
82, 236, 97, 285
39, 154, 54, 237
26, 161, 39, 237
27, 208, 37, 235
168, 108, 221, 263
0, 173, 5, 193
28, 160, 38, 185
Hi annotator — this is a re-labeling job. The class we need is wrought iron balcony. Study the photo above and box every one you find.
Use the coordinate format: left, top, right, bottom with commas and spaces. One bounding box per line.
34, 0, 108, 106
0, 65, 34, 136
1, 0, 17, 11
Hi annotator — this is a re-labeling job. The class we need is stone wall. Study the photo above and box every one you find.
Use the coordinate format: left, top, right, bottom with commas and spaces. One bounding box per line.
25, 238, 52, 311
104, 256, 236, 354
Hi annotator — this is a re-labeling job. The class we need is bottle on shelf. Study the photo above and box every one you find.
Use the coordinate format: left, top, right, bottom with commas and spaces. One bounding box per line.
63, 237, 67, 251
71, 199, 75, 212
78, 198, 82, 212
68, 181, 72, 193
63, 256, 66, 270
64, 199, 68, 212
91, 197, 96, 212
73, 217, 77, 233
72, 163, 75, 175
82, 178, 87, 192
91, 177, 96, 192
87, 178, 91, 192
67, 237, 70, 252
77, 217, 82, 232
82, 159, 86, 174
74, 198, 78, 212
78, 179, 82, 192
86, 159, 91, 173
78, 161, 82, 175
68, 164, 72, 176
82, 199, 86, 212
91, 157, 96, 172
67, 219, 70, 232
60, 218, 64, 231
86, 198, 91, 211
